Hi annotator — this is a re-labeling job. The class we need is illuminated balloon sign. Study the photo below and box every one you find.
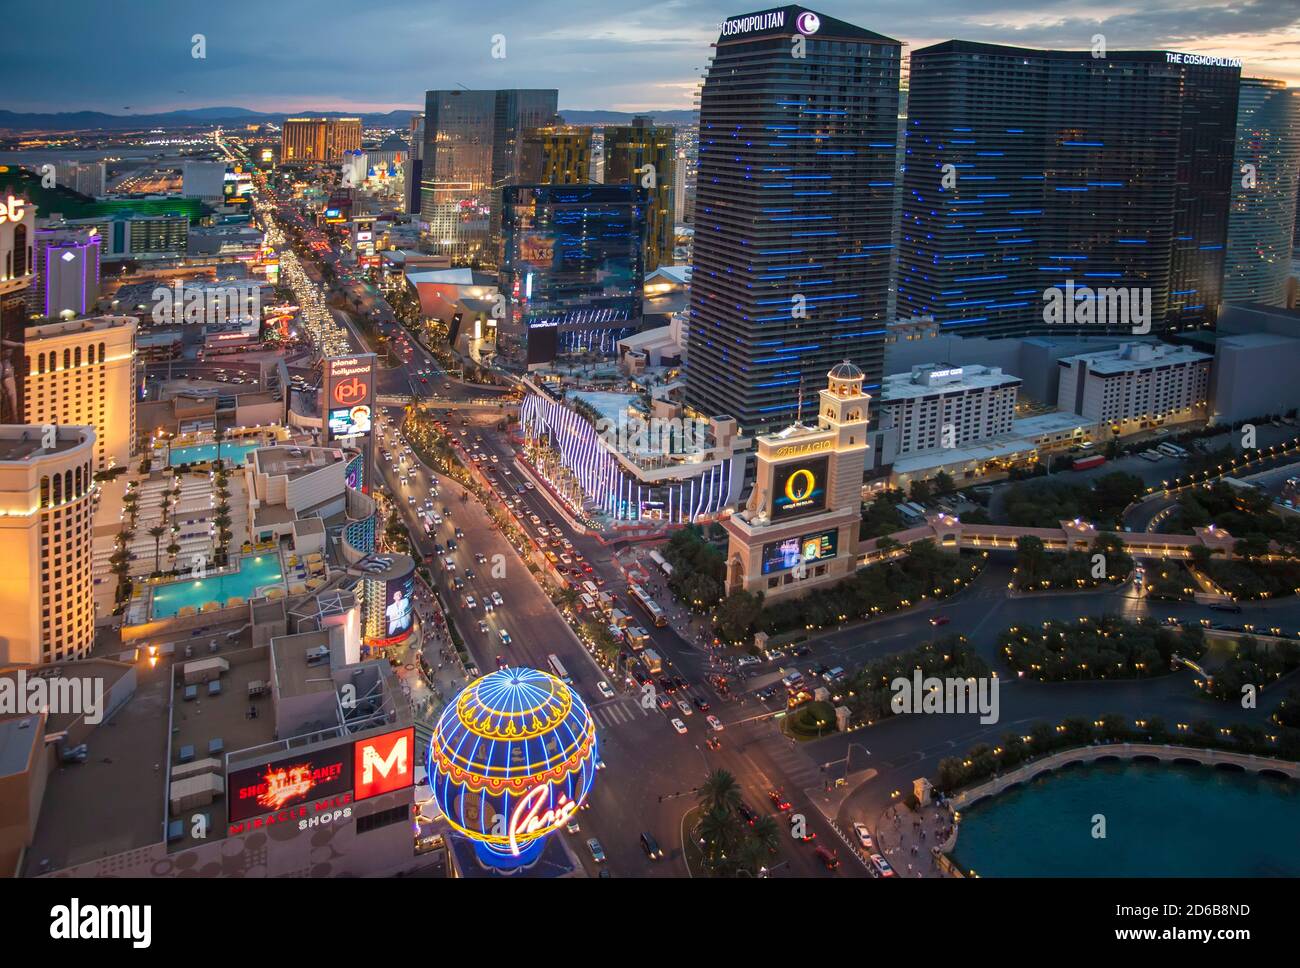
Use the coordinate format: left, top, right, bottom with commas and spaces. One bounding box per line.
428, 667, 598, 868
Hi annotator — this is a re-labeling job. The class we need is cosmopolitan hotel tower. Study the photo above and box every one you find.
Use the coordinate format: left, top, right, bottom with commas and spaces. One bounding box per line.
897, 43, 1241, 339
686, 7, 902, 434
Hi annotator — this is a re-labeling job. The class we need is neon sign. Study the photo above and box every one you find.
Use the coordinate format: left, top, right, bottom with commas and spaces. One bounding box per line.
0, 195, 27, 225
508, 786, 580, 855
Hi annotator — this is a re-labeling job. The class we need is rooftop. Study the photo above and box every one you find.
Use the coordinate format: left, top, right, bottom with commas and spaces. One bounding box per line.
881, 363, 1021, 402
1058, 341, 1212, 374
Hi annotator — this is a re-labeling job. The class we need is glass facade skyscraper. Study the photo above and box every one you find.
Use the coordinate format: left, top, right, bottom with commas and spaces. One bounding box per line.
1224, 78, 1300, 308
420, 89, 558, 266
604, 117, 676, 272
499, 183, 645, 368
898, 42, 1240, 339
685, 6, 901, 434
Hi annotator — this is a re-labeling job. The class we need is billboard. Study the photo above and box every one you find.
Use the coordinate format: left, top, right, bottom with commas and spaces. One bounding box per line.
228, 746, 354, 824
354, 727, 416, 801
383, 566, 416, 641
761, 528, 839, 575
771, 455, 829, 520
324, 355, 375, 444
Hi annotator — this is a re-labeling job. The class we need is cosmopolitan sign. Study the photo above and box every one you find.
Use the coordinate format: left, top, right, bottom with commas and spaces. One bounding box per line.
721, 8, 821, 37
1165, 52, 1241, 68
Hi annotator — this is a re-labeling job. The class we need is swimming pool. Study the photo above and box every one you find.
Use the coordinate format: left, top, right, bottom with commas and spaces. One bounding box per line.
168, 442, 260, 467
151, 554, 285, 618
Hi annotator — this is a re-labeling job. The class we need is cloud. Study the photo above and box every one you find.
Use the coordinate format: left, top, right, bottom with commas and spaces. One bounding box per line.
2, 0, 1296, 113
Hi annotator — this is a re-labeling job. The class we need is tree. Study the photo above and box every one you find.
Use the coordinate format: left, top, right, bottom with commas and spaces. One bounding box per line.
698, 807, 743, 867
715, 590, 762, 643
909, 478, 933, 503
749, 814, 780, 855
148, 525, 167, 574
934, 471, 955, 496
1016, 535, 1047, 583
698, 768, 742, 815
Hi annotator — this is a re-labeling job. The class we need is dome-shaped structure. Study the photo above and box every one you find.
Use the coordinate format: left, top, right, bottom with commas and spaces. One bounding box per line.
428, 666, 598, 867
828, 360, 864, 381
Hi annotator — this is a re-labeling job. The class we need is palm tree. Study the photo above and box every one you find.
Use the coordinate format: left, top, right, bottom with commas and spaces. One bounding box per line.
732, 837, 769, 878
148, 525, 167, 574
750, 814, 781, 856
697, 806, 743, 867
697, 768, 742, 815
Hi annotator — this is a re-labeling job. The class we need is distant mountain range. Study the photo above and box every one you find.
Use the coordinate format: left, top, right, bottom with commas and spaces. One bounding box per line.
0, 106, 697, 132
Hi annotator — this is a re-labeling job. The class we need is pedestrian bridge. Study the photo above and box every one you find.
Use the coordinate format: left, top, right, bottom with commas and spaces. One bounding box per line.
858, 512, 1243, 567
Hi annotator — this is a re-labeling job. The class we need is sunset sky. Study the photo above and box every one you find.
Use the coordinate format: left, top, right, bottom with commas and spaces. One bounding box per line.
3, 0, 1297, 115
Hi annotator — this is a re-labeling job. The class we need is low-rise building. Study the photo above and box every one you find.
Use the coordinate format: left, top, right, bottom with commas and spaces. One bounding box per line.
1056, 341, 1212, 435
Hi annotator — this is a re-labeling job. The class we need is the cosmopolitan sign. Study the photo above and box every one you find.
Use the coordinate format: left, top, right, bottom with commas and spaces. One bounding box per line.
721, 8, 821, 37
1165, 51, 1242, 68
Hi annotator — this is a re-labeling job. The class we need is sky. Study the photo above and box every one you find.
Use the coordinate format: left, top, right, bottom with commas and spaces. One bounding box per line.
3, 0, 1298, 115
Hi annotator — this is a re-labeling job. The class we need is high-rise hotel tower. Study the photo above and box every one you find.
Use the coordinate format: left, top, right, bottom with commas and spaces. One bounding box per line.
897, 43, 1240, 339
685, 7, 902, 434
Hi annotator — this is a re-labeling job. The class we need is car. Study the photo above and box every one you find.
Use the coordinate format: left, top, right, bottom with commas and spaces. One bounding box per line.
491, 591, 504, 606
737, 802, 758, 825
455, 528, 465, 539
478, 620, 489, 634
659, 677, 676, 694
929, 615, 951, 627
566, 817, 581, 834
464, 595, 477, 609
853, 822, 874, 850
640, 832, 664, 860
452, 578, 465, 590
791, 644, 812, 657
498, 629, 512, 646
495, 654, 507, 671
677, 700, 693, 717
869, 853, 897, 878
597, 681, 615, 699
705, 736, 722, 751
482, 600, 493, 613
707, 715, 724, 732
670, 718, 687, 735
475, 552, 488, 564
693, 697, 710, 712
656, 694, 673, 710
464, 569, 476, 581
768, 790, 792, 812
586, 838, 605, 863
815, 846, 840, 871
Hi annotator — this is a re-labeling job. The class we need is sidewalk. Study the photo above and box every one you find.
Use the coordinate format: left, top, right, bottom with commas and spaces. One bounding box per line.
874, 799, 958, 878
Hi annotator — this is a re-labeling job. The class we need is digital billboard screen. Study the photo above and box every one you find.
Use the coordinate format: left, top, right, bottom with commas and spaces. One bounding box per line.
324, 355, 375, 444
383, 567, 416, 640
227, 746, 354, 824
354, 727, 416, 801
761, 528, 839, 575
771, 455, 829, 520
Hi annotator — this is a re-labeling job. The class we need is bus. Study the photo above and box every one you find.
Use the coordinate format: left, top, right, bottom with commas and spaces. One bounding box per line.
649, 548, 674, 577
628, 583, 668, 627
547, 654, 572, 684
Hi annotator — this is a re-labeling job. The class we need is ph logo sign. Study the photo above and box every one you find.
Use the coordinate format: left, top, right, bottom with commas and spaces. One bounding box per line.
333, 376, 368, 406
354, 727, 415, 800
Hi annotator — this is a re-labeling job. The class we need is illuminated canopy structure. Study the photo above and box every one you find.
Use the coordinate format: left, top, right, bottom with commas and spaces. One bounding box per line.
428, 667, 598, 868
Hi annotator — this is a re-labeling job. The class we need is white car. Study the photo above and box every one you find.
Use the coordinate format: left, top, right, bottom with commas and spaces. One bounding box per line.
853, 822, 874, 850
464, 595, 477, 609
491, 591, 504, 606
677, 700, 693, 717
597, 681, 615, 699
671, 718, 687, 735
498, 629, 512, 646
707, 715, 724, 732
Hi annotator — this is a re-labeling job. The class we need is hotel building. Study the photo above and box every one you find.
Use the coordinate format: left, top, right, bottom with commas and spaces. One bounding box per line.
281, 117, 363, 164
1224, 78, 1300, 308
0, 425, 97, 665
1056, 342, 1212, 434
24, 316, 137, 470
0, 188, 35, 424
604, 117, 675, 272
686, 7, 902, 432
898, 42, 1241, 339
877, 363, 1020, 457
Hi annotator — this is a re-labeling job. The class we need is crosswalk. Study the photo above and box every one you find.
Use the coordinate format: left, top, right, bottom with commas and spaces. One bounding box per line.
589, 698, 653, 728
765, 736, 825, 792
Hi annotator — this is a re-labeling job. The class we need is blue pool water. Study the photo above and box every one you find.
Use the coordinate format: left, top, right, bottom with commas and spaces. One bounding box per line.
952, 760, 1300, 877
168, 442, 260, 467
151, 554, 284, 618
